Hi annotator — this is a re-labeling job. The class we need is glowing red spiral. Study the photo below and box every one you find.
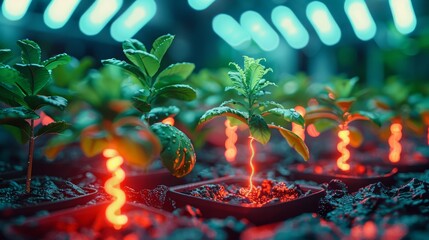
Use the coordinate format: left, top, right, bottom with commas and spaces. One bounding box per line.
103, 148, 128, 229
388, 123, 402, 163
224, 120, 238, 162
337, 129, 350, 171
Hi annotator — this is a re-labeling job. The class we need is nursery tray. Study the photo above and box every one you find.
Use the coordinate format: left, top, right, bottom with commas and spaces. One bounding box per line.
168, 176, 325, 225
5, 201, 212, 239
0, 178, 97, 218
0, 169, 23, 182
289, 163, 398, 192
89, 162, 185, 190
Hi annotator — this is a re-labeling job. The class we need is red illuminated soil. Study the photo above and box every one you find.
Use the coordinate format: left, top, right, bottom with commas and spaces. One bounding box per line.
185, 179, 308, 207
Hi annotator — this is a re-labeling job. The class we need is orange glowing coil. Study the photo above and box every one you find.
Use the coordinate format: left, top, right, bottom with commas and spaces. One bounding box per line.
337, 129, 351, 171
224, 120, 238, 162
292, 106, 306, 141
103, 148, 128, 229
246, 137, 256, 196
162, 117, 175, 126
388, 123, 402, 163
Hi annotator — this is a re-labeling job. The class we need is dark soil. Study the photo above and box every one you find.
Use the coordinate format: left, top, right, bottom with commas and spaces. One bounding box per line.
185, 179, 309, 207
0, 176, 87, 209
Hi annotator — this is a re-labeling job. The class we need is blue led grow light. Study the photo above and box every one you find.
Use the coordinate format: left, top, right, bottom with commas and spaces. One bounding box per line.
110, 0, 156, 42
306, 1, 341, 46
389, 0, 417, 34
344, 0, 376, 41
271, 6, 309, 49
1, 0, 31, 21
44, 0, 81, 29
79, 0, 123, 36
212, 14, 251, 49
188, 0, 215, 11
240, 11, 280, 51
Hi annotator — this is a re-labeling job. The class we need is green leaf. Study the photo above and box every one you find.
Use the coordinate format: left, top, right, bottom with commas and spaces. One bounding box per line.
14, 63, 50, 95
155, 63, 195, 88
259, 101, 284, 110
155, 84, 196, 101
249, 114, 270, 144
151, 123, 196, 177
0, 82, 25, 106
123, 39, 147, 52
42, 53, 71, 70
0, 49, 13, 63
124, 49, 160, 77
268, 124, 310, 161
145, 106, 179, 125
312, 119, 337, 133
17, 39, 41, 64
150, 34, 174, 62
0, 106, 39, 120
0, 119, 31, 143
35, 121, 70, 137
198, 106, 248, 128
332, 77, 358, 99
132, 96, 151, 113
102, 58, 148, 87
24, 95, 68, 110
263, 108, 304, 126
0, 64, 23, 86
349, 111, 381, 126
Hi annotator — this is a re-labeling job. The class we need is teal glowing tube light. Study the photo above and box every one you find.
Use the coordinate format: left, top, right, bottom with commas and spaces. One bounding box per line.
79, 0, 123, 36
212, 14, 251, 49
271, 6, 309, 49
240, 11, 280, 51
188, 0, 215, 11
389, 0, 417, 34
2, 0, 31, 21
306, 1, 341, 46
44, 0, 81, 29
110, 0, 156, 42
344, 0, 376, 41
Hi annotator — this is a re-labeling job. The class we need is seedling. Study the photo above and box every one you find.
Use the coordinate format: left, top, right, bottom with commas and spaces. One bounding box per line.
371, 77, 425, 162
198, 56, 309, 193
102, 34, 197, 177
0, 39, 71, 193
305, 77, 379, 171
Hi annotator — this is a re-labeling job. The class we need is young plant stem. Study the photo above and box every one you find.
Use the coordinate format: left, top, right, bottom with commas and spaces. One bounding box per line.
246, 137, 256, 196
26, 119, 35, 194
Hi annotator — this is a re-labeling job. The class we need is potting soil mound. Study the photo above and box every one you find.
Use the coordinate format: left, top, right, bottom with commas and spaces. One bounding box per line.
0, 176, 87, 209
186, 179, 310, 207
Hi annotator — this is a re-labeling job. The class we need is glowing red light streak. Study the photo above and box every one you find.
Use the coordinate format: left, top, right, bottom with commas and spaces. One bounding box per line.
224, 119, 238, 162
103, 148, 128, 229
337, 129, 350, 171
292, 106, 306, 141
389, 123, 402, 163
246, 137, 256, 196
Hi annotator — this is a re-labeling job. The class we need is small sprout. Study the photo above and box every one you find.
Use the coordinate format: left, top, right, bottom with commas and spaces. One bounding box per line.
0, 39, 71, 193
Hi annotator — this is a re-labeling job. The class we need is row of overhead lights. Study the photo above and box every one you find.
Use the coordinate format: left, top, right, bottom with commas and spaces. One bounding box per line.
209, 0, 417, 51
1, 0, 417, 48
1, 0, 156, 42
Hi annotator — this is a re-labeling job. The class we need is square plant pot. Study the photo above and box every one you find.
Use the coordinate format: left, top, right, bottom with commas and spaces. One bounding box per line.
6, 202, 213, 239
168, 176, 325, 225
0, 176, 97, 218
289, 162, 398, 192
